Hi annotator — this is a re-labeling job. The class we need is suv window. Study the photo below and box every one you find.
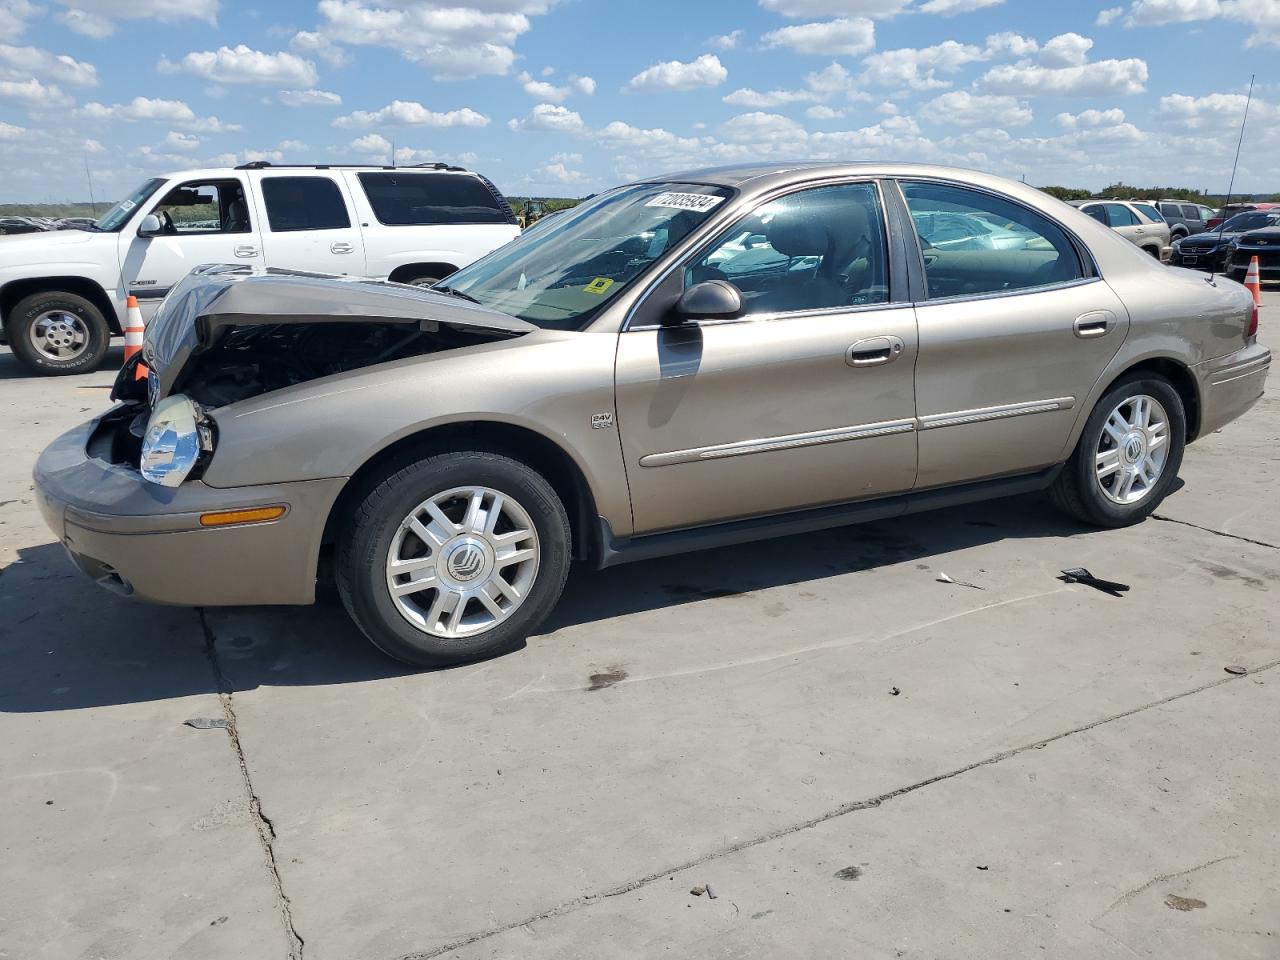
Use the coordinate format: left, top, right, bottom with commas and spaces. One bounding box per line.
357, 173, 513, 226
1131, 202, 1163, 223
1103, 203, 1139, 227
1081, 204, 1108, 225
903, 182, 1083, 300
686, 182, 888, 315
150, 179, 250, 235
261, 176, 351, 232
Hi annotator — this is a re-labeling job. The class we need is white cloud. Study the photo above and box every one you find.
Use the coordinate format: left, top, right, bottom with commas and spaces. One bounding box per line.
530, 160, 584, 183
1157, 91, 1275, 131
0, 0, 40, 38
279, 89, 343, 107
759, 0, 908, 16
762, 17, 876, 55
1124, 0, 1280, 45
719, 111, 808, 145
981, 57, 1148, 96
77, 96, 241, 131
1126, 0, 1222, 25
550, 151, 582, 163
349, 132, 390, 155
0, 44, 98, 87
517, 71, 595, 101
1096, 6, 1124, 25
707, 29, 743, 50
163, 130, 200, 150
159, 45, 318, 88
984, 31, 1039, 57
1055, 107, 1126, 128
860, 40, 985, 89
722, 61, 852, 108
806, 104, 844, 119
1039, 32, 1093, 67
334, 99, 490, 128
626, 54, 727, 92
54, 0, 219, 37
921, 90, 1032, 126
0, 78, 72, 107
507, 103, 585, 132
918, 0, 1004, 13
290, 30, 348, 67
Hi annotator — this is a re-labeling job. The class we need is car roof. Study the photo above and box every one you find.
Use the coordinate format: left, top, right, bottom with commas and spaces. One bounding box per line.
153, 164, 480, 181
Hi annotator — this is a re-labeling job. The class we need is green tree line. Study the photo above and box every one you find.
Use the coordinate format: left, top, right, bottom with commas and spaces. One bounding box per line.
1038, 184, 1280, 204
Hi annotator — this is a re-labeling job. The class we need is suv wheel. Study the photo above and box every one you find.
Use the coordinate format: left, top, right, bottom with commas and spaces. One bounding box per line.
1050, 373, 1186, 527
7, 290, 111, 376
404, 275, 442, 288
337, 450, 571, 667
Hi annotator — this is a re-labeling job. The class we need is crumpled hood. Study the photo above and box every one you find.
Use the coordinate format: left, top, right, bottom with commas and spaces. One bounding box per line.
141, 263, 536, 400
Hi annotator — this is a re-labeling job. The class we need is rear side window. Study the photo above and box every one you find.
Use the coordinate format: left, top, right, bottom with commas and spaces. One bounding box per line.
261, 177, 351, 232
357, 173, 515, 226
902, 181, 1083, 300
1081, 205, 1108, 225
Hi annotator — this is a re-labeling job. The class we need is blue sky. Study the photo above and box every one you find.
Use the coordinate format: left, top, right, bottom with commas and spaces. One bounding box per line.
0, 0, 1276, 203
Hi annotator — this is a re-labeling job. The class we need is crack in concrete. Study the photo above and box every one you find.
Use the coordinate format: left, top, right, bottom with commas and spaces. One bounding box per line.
197, 609, 306, 960
1151, 513, 1280, 550
1100, 853, 1239, 916
398, 659, 1280, 960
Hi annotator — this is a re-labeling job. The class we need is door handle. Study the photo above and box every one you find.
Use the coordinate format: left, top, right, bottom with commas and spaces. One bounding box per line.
234, 244, 258, 258
846, 335, 905, 367
1074, 312, 1112, 339
330, 241, 354, 254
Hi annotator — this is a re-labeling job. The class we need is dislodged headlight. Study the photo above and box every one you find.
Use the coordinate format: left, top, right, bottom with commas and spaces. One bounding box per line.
140, 394, 211, 487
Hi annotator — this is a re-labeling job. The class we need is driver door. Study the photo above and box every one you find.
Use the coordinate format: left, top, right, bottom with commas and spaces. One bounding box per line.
119, 177, 262, 319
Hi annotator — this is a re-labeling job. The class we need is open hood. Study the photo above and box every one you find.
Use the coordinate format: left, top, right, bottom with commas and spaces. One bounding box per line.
140, 264, 536, 401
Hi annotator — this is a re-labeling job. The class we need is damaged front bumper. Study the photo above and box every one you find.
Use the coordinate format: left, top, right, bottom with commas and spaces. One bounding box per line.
34, 408, 344, 606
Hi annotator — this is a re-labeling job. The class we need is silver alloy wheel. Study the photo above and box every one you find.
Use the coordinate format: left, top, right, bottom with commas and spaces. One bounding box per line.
29, 310, 89, 361
385, 485, 540, 639
1095, 393, 1170, 505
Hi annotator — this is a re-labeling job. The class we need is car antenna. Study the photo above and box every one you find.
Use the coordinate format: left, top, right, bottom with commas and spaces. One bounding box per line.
1214, 73, 1255, 271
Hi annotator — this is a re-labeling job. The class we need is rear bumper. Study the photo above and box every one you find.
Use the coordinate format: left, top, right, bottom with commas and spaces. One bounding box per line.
1193, 342, 1271, 438
34, 412, 345, 606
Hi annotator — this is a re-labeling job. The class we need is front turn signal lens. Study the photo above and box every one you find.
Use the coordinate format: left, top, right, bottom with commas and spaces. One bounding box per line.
199, 505, 287, 527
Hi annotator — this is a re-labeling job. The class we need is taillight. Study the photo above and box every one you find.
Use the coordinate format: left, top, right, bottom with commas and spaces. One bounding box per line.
1247, 302, 1259, 339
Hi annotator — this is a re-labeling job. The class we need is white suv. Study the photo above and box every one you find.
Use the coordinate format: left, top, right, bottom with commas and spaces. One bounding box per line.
0, 162, 522, 375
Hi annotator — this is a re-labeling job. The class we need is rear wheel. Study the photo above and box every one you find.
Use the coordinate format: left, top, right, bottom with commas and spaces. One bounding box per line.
7, 290, 111, 375
336, 450, 571, 667
1050, 373, 1186, 527
404, 275, 442, 288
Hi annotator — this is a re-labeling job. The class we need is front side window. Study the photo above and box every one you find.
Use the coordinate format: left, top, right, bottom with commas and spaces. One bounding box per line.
685, 182, 888, 315
441, 182, 733, 329
150, 180, 250, 235
902, 181, 1083, 300
261, 176, 351, 232
358, 172, 514, 226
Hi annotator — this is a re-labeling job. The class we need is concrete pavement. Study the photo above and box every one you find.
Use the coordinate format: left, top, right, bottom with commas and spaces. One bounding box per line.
1, 288, 1277, 959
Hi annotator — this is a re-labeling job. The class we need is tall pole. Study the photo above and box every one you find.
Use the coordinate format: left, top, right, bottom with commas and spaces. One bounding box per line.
1215, 74, 1255, 271
84, 153, 98, 216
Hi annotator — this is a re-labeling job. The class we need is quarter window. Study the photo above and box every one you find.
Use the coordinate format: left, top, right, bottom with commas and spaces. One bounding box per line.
261, 177, 351, 232
150, 179, 250, 235
357, 172, 515, 226
685, 182, 889, 316
901, 182, 1083, 300
1081, 205, 1108, 225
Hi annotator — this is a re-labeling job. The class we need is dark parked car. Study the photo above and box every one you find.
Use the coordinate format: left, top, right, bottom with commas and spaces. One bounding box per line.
1228, 225, 1280, 282
1207, 202, 1279, 231
0, 217, 49, 235
1157, 200, 1215, 240
1169, 210, 1280, 272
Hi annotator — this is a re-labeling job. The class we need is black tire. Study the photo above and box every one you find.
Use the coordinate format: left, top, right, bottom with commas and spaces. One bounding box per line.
336, 450, 571, 667
404, 275, 441, 288
7, 290, 111, 376
1142, 245, 1162, 259
1050, 373, 1186, 528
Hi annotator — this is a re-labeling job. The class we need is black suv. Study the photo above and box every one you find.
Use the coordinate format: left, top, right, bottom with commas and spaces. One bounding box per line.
1157, 200, 1215, 241
1169, 210, 1280, 272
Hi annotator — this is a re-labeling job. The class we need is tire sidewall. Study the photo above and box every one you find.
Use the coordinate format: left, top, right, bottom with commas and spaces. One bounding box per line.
340, 452, 571, 666
1071, 376, 1186, 525
9, 292, 110, 375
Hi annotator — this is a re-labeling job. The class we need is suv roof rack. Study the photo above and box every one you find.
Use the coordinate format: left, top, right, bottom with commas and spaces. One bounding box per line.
232, 161, 469, 172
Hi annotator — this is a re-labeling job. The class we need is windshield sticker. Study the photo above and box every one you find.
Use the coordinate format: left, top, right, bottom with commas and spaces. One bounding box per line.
120, 200, 136, 212
584, 277, 615, 295
645, 192, 725, 213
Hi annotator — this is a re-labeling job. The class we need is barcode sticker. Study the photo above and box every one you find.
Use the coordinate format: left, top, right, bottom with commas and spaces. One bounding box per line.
645, 192, 725, 212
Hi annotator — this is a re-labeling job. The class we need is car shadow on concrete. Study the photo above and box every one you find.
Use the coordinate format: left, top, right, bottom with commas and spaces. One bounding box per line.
0, 491, 1116, 713
0, 344, 126, 381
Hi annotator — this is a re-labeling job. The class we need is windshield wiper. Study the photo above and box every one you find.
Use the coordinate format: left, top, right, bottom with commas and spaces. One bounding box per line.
431, 284, 481, 305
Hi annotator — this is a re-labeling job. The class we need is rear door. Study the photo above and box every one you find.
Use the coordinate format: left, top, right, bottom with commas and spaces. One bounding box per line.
899, 180, 1130, 488
252, 172, 365, 276
1102, 202, 1146, 247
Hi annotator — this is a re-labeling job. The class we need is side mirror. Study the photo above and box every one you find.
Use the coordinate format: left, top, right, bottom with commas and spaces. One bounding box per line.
137, 214, 161, 237
669, 280, 742, 324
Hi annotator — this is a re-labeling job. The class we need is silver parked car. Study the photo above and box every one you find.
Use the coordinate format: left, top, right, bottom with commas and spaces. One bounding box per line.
35, 163, 1269, 666
1069, 199, 1171, 259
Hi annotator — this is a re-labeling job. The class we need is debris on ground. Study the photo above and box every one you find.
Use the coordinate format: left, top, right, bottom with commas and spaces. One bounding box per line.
706, 884, 718, 900
183, 717, 228, 729
890, 686, 901, 696
690, 885, 706, 897
1224, 665, 1248, 676
1164, 894, 1207, 911
834, 866, 863, 881
976, 865, 989, 871
1058, 567, 1130, 596
937, 572, 984, 590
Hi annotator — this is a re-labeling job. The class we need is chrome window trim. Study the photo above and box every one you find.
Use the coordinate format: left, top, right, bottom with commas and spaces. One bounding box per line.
641, 397, 1077, 467
907, 275, 1103, 309
622, 176, 899, 333
627, 299, 914, 333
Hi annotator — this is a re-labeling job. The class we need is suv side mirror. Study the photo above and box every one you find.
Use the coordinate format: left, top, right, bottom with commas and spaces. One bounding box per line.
668, 280, 742, 324
137, 214, 162, 237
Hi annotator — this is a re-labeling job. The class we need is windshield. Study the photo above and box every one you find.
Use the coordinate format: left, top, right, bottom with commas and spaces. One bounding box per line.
1219, 212, 1274, 233
95, 178, 166, 232
440, 182, 734, 330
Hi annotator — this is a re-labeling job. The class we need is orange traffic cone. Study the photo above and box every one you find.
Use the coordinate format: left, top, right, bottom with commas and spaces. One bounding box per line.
1243, 256, 1263, 309
123, 295, 148, 380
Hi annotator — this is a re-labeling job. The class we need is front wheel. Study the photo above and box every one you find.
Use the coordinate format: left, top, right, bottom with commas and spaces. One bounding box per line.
7, 290, 111, 375
336, 450, 571, 667
1050, 374, 1186, 527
